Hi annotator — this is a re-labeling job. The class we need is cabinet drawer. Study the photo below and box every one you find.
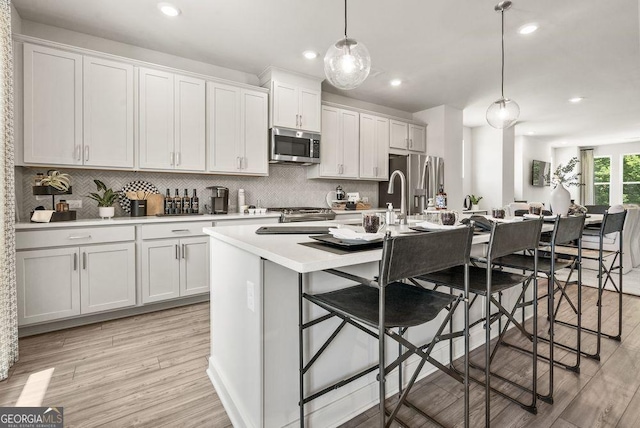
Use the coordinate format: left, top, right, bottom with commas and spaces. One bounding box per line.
140, 221, 213, 240
17, 226, 135, 250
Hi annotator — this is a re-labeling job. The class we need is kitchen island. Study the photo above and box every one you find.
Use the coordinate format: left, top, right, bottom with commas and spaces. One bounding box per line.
204, 220, 505, 428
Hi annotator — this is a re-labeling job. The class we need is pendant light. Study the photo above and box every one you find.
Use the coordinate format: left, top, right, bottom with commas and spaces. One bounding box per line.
486, 1, 520, 129
324, 0, 371, 90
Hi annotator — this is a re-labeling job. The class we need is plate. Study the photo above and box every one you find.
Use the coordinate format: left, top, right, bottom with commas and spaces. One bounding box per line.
523, 213, 557, 221
325, 191, 335, 208
118, 181, 159, 213
310, 234, 383, 249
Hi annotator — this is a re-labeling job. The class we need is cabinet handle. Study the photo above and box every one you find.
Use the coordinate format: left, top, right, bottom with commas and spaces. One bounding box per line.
409, 138, 413, 148
171, 229, 189, 233
68, 235, 92, 240
237, 157, 241, 169
182, 244, 186, 259
84, 146, 89, 161
73, 253, 77, 271
374, 166, 378, 176
75, 145, 81, 162
175, 244, 179, 260
241, 157, 247, 169
176, 152, 181, 166
82, 252, 87, 270
170, 152, 174, 166
299, 115, 302, 127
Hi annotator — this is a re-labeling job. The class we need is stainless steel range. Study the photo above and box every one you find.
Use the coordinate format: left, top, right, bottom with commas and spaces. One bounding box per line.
268, 207, 336, 223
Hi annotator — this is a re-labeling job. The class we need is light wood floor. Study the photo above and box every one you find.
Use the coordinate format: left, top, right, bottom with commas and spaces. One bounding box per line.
1, 271, 639, 427
0, 302, 231, 428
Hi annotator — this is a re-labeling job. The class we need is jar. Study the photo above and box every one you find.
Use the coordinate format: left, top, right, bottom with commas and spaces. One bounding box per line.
336, 186, 345, 201
56, 199, 69, 212
33, 173, 44, 186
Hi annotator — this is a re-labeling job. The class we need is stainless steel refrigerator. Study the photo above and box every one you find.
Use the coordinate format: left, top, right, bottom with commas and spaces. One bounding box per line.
378, 154, 444, 215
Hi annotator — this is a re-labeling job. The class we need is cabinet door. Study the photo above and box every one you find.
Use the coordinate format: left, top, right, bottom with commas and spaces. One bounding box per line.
319, 106, 342, 177
409, 124, 427, 152
17, 248, 80, 325
139, 67, 175, 169
23, 44, 82, 165
271, 81, 298, 129
175, 75, 206, 171
389, 119, 408, 150
340, 109, 360, 178
141, 239, 181, 303
359, 113, 377, 179
83, 56, 134, 168
299, 88, 321, 132
375, 117, 390, 179
179, 237, 210, 296
240, 89, 268, 175
207, 82, 241, 173
80, 243, 135, 314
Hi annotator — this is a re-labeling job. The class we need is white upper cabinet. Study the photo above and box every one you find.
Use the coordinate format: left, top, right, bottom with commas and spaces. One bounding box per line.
271, 81, 321, 133
139, 68, 205, 171
174, 75, 206, 171
389, 119, 426, 152
308, 106, 359, 179
23, 44, 82, 165
360, 114, 389, 180
207, 82, 268, 175
83, 56, 134, 168
408, 123, 427, 152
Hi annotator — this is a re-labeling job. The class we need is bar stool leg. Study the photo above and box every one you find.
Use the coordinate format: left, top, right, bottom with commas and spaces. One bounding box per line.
298, 273, 305, 428
464, 264, 470, 428
485, 269, 492, 427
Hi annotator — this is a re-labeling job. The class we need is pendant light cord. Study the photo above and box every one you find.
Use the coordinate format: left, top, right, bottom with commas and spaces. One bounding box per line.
344, 0, 348, 38
501, 7, 505, 98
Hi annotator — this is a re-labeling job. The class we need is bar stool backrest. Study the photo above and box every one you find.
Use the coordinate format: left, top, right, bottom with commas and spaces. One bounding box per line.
602, 210, 627, 236
379, 226, 474, 285
554, 215, 587, 245
487, 219, 544, 261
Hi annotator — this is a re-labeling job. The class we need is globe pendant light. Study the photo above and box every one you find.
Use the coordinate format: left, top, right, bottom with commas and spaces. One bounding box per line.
486, 1, 520, 129
324, 0, 371, 90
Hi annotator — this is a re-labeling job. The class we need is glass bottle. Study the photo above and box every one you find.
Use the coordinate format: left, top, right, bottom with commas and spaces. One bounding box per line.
164, 189, 172, 215
182, 189, 191, 214
191, 189, 199, 214
174, 189, 182, 214
435, 185, 447, 210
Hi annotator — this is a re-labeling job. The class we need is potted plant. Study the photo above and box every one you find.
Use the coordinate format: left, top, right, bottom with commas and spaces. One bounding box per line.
87, 180, 119, 219
39, 170, 71, 192
469, 195, 483, 211
551, 157, 581, 216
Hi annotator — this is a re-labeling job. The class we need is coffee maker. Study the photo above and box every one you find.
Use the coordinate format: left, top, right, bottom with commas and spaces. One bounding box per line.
207, 186, 229, 214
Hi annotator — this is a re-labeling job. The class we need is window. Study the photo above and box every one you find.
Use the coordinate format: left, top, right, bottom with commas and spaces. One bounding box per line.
593, 156, 610, 205
622, 154, 640, 203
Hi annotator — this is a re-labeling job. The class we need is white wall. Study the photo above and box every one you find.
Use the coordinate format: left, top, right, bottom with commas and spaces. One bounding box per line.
515, 136, 553, 205
552, 146, 581, 203
18, 20, 259, 85
413, 105, 464, 211
11, 4, 22, 33
470, 126, 515, 210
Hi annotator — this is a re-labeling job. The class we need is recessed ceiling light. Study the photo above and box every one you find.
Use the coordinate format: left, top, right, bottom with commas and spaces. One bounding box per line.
302, 51, 318, 60
157, 2, 181, 17
569, 97, 584, 103
527, 131, 535, 135
519, 24, 538, 35
390, 79, 402, 87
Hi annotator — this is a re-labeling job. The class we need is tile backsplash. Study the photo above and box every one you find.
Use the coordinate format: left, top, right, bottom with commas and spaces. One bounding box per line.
19, 165, 379, 220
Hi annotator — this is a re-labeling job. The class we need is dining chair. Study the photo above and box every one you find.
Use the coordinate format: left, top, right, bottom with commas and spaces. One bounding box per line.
299, 226, 474, 427
415, 218, 544, 426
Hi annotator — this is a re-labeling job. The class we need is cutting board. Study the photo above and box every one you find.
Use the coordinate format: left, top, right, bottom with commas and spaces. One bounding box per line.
146, 194, 165, 216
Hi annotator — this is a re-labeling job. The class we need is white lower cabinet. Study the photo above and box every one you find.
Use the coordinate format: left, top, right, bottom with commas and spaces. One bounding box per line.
17, 242, 135, 325
141, 236, 209, 304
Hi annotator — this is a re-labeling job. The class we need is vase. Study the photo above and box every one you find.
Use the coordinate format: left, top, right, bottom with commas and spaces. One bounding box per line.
551, 182, 571, 217
471, 204, 479, 211
99, 206, 115, 219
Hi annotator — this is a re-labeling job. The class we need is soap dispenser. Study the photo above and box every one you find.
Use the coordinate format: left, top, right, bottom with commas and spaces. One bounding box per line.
386, 203, 396, 225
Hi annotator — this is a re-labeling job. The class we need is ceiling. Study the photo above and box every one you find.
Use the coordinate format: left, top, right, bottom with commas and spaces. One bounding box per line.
12, 0, 640, 146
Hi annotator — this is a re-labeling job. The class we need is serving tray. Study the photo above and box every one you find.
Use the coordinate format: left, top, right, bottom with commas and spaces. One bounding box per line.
256, 226, 331, 235
310, 234, 383, 250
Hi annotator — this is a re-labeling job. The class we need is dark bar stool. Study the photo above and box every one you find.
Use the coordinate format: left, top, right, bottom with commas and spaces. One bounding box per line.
553, 210, 627, 360
416, 218, 544, 426
492, 215, 586, 404
299, 226, 474, 428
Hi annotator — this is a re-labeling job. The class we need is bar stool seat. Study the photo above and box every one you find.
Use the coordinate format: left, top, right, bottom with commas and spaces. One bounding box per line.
422, 265, 530, 295
494, 253, 573, 272
310, 282, 456, 328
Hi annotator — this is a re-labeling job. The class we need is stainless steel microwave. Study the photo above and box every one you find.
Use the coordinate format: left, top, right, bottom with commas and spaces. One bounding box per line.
269, 127, 320, 165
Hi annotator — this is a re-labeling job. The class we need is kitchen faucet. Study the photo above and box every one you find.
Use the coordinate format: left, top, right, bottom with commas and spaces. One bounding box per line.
387, 170, 407, 225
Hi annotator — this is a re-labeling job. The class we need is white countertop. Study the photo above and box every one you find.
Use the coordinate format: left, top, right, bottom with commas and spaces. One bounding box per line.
203, 220, 492, 274
15, 212, 281, 230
